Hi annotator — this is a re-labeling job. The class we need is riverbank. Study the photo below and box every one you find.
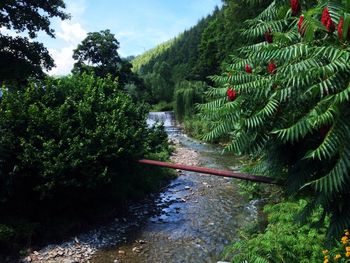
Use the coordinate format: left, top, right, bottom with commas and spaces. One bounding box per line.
90, 124, 253, 263
22, 139, 201, 263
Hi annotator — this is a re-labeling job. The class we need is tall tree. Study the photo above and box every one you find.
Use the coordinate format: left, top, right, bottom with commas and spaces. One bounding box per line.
72, 30, 123, 79
72, 29, 149, 99
0, 0, 69, 84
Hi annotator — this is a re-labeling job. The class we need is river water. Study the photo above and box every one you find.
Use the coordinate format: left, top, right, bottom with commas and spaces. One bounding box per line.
92, 112, 255, 263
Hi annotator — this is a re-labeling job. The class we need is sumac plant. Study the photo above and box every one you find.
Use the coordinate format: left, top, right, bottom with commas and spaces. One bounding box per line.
198, 0, 350, 239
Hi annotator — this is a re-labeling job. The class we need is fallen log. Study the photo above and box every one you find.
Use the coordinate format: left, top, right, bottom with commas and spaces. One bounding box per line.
138, 159, 284, 185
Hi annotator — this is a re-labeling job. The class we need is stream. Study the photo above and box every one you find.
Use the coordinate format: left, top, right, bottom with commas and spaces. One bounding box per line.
91, 112, 256, 263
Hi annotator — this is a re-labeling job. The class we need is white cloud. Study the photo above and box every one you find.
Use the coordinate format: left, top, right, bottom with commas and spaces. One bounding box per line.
46, 0, 88, 76
49, 46, 76, 76
56, 21, 87, 45
48, 21, 87, 76
0, 26, 19, 37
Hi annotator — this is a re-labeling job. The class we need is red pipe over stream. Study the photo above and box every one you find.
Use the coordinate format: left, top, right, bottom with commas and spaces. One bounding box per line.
138, 159, 284, 185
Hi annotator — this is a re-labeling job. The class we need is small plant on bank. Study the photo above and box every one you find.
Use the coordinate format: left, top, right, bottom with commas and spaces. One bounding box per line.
223, 199, 327, 263
322, 230, 350, 263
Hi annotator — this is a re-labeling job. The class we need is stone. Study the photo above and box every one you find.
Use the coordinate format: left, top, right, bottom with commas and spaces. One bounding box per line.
132, 247, 141, 253
33, 251, 39, 256
118, 250, 126, 256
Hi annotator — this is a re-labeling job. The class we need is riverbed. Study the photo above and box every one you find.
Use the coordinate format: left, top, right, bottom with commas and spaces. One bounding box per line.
24, 112, 256, 263
92, 112, 255, 263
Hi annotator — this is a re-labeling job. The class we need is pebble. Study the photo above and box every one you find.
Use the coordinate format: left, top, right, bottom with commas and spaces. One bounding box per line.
132, 247, 141, 253
21, 142, 201, 263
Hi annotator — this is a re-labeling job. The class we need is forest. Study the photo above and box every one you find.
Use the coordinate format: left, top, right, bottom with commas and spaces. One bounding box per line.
133, 0, 350, 261
1, 0, 350, 262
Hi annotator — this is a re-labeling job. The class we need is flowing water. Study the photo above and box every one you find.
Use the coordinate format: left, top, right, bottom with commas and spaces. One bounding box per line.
92, 112, 255, 263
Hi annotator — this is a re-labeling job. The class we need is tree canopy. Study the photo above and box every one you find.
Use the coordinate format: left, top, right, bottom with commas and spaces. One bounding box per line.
0, 0, 69, 84
72, 30, 123, 78
72, 29, 149, 99
131, 0, 266, 105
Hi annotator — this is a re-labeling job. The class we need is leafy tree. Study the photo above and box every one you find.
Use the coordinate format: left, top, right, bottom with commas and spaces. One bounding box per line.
143, 62, 174, 103
174, 80, 207, 121
72, 30, 123, 78
72, 29, 149, 99
0, 0, 69, 84
199, 0, 350, 238
195, 17, 224, 78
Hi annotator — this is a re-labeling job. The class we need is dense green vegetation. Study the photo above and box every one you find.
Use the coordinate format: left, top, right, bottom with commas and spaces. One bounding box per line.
0, 0, 69, 85
132, 0, 350, 260
1, 0, 350, 261
132, 39, 175, 73
0, 74, 173, 253
0, 1, 173, 256
223, 199, 327, 263
72, 29, 149, 102
132, 0, 267, 132
200, 0, 350, 240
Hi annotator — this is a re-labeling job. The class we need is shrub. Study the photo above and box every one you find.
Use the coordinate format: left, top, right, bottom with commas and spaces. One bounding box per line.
0, 74, 173, 250
174, 80, 207, 122
224, 199, 327, 263
322, 229, 350, 262
0, 74, 166, 201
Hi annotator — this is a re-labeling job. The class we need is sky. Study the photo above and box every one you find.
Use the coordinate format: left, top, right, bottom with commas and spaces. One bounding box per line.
25, 0, 222, 75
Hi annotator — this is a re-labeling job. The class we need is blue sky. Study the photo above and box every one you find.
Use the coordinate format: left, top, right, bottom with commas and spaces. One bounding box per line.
29, 0, 222, 75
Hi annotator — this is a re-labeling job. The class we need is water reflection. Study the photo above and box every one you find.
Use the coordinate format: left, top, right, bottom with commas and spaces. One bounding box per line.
92, 112, 253, 263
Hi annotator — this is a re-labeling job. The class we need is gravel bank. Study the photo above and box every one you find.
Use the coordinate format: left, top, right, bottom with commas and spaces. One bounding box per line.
22, 141, 199, 263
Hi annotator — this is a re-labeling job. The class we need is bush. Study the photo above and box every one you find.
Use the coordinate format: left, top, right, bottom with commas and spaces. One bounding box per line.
322, 230, 350, 262
150, 101, 173, 112
0, 74, 162, 200
223, 199, 327, 263
174, 80, 207, 122
0, 74, 173, 250
183, 116, 212, 139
